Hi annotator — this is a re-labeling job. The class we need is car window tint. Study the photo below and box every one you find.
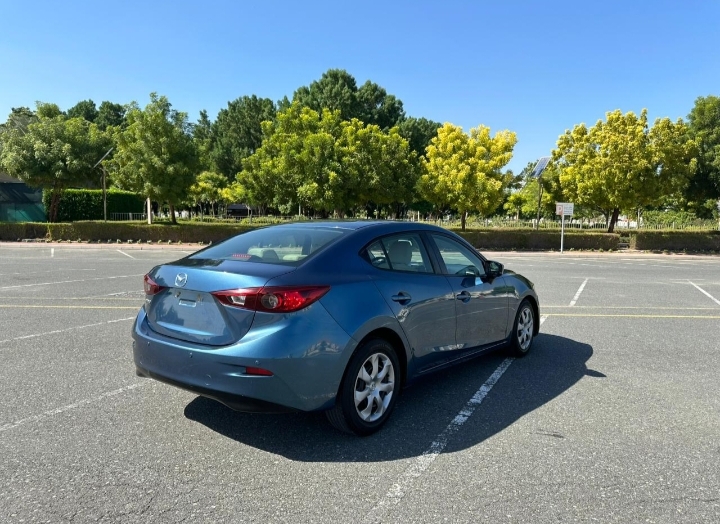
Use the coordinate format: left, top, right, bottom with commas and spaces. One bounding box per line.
191, 228, 344, 266
378, 234, 433, 273
431, 234, 486, 277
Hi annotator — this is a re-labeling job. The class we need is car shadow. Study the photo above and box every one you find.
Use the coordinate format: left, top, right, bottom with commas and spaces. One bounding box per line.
183, 333, 596, 462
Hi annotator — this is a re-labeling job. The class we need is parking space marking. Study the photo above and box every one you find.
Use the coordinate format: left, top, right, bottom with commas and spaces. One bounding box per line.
546, 313, 720, 319
0, 383, 144, 433
366, 316, 547, 522
543, 305, 720, 310
117, 249, 135, 259
569, 278, 588, 307
0, 273, 144, 290
689, 281, 720, 306
0, 268, 96, 276
0, 317, 135, 347
0, 304, 137, 309
0, 296, 139, 301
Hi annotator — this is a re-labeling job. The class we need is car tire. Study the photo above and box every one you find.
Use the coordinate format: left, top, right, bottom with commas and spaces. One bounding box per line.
326, 338, 401, 436
508, 299, 535, 357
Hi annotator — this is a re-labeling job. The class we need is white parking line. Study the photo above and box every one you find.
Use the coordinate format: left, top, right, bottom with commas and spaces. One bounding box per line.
0, 383, 144, 433
117, 249, 135, 259
0, 317, 135, 347
689, 281, 720, 306
0, 274, 144, 290
569, 278, 589, 307
366, 316, 547, 522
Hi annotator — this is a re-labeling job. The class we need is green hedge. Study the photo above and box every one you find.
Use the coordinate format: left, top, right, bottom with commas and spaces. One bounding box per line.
0, 221, 256, 243
42, 189, 145, 221
453, 229, 620, 250
5, 222, 719, 252
632, 231, 720, 251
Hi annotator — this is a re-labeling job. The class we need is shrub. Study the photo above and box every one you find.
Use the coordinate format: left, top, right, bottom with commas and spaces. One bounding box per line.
42, 189, 145, 222
453, 229, 619, 251
0, 222, 49, 241
632, 231, 720, 251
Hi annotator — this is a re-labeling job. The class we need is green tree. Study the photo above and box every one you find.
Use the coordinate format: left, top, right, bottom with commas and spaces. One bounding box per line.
238, 103, 342, 214
0, 107, 37, 159
419, 123, 517, 230
67, 100, 98, 123
35, 102, 63, 119
553, 109, 698, 232
0, 107, 111, 222
687, 95, 720, 212
110, 93, 198, 224
0, 107, 37, 134
193, 109, 215, 171
397, 117, 441, 157
239, 103, 417, 216
96, 101, 126, 131
211, 95, 276, 180
356, 81, 405, 130
293, 69, 360, 121
293, 69, 406, 129
337, 119, 418, 210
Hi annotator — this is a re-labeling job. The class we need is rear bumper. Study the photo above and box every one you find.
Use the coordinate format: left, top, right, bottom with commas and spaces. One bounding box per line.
135, 366, 296, 413
131, 304, 355, 412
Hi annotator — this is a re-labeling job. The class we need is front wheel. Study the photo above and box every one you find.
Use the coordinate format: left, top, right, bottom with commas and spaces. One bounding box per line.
326, 339, 401, 436
508, 299, 535, 357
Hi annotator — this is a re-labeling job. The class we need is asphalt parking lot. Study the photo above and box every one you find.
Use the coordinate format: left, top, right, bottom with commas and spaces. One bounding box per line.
1, 243, 719, 523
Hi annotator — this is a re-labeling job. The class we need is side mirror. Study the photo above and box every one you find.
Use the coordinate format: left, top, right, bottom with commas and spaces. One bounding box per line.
487, 260, 504, 278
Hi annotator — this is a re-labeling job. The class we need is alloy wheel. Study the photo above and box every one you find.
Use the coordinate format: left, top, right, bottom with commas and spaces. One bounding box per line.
354, 353, 395, 422
516, 306, 534, 351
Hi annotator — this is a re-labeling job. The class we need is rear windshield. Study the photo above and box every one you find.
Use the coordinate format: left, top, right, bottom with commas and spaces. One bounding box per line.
190, 227, 345, 266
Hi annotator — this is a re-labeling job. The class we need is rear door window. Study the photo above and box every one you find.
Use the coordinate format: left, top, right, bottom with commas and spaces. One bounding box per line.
363, 234, 433, 273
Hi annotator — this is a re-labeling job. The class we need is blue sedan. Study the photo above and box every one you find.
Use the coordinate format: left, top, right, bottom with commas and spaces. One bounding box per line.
133, 221, 539, 435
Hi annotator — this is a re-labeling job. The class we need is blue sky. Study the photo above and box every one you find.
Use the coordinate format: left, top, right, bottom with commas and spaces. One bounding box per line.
1, 0, 718, 173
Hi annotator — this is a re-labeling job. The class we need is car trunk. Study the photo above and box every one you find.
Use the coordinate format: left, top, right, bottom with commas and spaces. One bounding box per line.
145, 259, 294, 346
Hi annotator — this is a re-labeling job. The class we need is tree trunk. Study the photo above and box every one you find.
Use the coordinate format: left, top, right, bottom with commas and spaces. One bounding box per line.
48, 189, 62, 223
461, 211, 467, 231
169, 203, 177, 225
607, 208, 620, 232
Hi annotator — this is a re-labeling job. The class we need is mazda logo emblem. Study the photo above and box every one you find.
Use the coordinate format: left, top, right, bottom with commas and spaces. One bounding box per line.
175, 273, 188, 288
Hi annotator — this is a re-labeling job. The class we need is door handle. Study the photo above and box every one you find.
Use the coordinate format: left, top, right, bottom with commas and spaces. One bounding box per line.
455, 290, 472, 302
391, 292, 412, 304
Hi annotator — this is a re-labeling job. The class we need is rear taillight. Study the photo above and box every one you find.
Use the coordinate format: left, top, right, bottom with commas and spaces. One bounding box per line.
143, 274, 166, 295
212, 286, 330, 313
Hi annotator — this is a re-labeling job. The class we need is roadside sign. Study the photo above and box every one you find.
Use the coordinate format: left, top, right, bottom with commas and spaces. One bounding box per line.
555, 202, 574, 253
555, 202, 574, 216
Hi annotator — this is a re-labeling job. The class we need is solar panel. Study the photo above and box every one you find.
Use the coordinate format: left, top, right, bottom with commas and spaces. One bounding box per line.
530, 156, 551, 178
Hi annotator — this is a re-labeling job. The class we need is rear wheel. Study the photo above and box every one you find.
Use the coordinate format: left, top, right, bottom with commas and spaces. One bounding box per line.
326, 339, 400, 436
508, 299, 535, 357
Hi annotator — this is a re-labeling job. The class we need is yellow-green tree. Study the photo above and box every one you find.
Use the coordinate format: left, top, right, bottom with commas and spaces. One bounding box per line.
187, 171, 228, 217
553, 109, 698, 232
419, 123, 517, 230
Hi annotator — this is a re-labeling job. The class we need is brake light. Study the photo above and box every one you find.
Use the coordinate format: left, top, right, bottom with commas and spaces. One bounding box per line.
212, 286, 330, 313
143, 274, 166, 295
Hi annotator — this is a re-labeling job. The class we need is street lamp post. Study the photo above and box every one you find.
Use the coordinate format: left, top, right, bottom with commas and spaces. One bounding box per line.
530, 157, 551, 230
93, 148, 114, 222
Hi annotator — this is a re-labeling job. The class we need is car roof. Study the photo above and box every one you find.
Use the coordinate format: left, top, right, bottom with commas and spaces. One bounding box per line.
268, 220, 448, 233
